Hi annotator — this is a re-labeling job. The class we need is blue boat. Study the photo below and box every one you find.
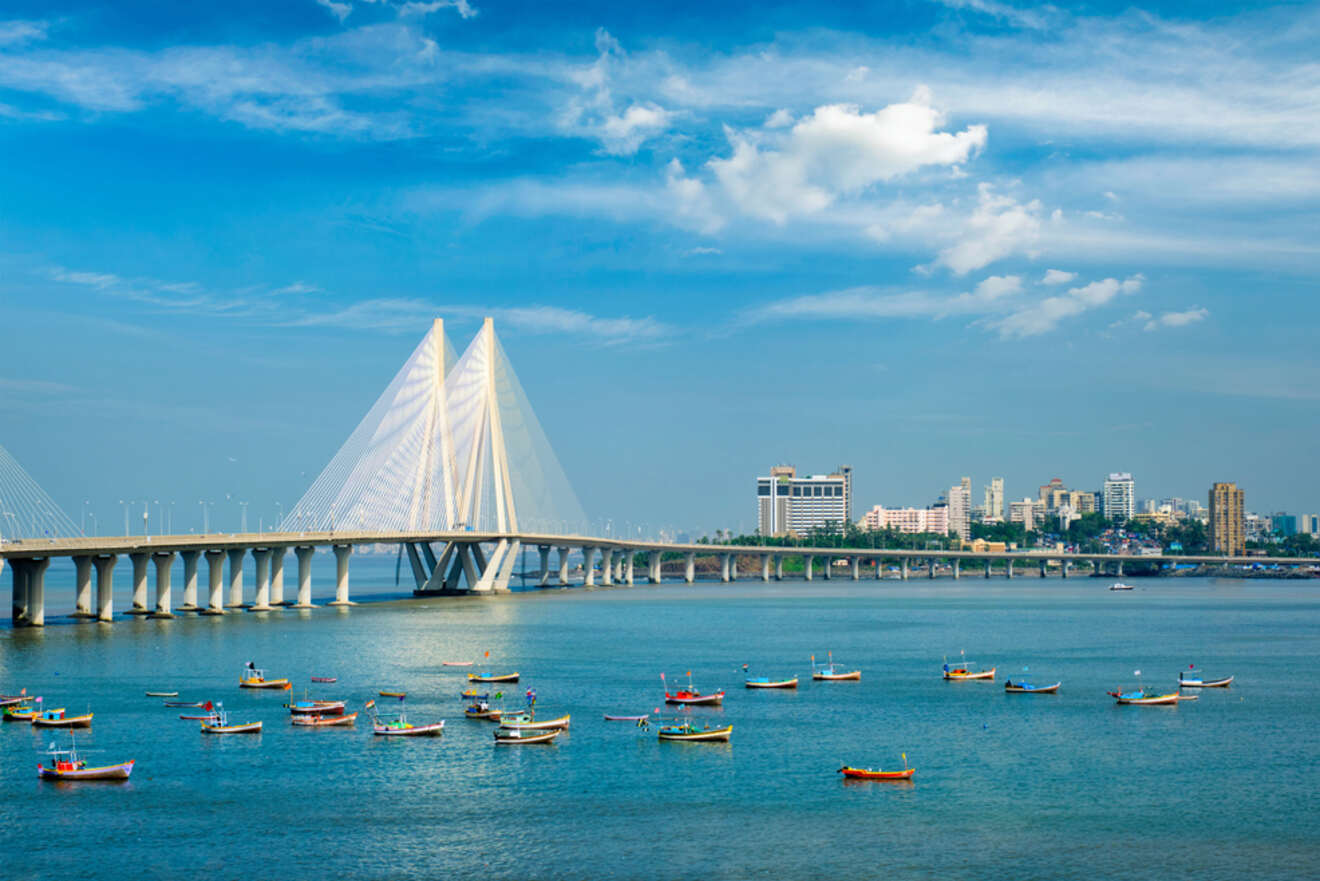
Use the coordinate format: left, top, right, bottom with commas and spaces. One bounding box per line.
1004, 680, 1060, 694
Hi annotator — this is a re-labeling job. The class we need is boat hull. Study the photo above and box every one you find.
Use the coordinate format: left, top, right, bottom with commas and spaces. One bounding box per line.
664, 691, 725, 705
201, 721, 263, 733
292, 711, 358, 727
310, 677, 337, 683
464, 710, 502, 720
373, 721, 445, 736
944, 668, 996, 681
289, 701, 346, 716
604, 714, 648, 722
839, 767, 914, 780
1112, 692, 1180, 705
467, 673, 519, 683
495, 729, 560, 744
33, 714, 93, 728
498, 714, 571, 731
745, 678, 798, 689
164, 701, 205, 708
1005, 682, 1061, 694
812, 671, 861, 681
239, 678, 291, 689
1179, 676, 1233, 688
442, 661, 473, 667
658, 725, 733, 742
38, 760, 134, 781
145, 691, 177, 697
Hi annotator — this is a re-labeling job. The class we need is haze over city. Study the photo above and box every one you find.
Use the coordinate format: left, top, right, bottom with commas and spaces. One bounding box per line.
2, 0, 1317, 535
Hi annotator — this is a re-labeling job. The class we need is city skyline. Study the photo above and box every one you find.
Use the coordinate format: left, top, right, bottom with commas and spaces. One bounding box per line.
3, 1, 1319, 534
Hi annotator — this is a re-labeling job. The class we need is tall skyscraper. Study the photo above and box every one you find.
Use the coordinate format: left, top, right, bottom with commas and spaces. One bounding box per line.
983, 477, 1004, 522
1103, 472, 1135, 520
948, 478, 971, 539
1209, 482, 1245, 555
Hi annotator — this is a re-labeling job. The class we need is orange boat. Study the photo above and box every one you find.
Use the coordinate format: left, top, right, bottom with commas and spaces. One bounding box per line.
32, 708, 93, 729
239, 664, 290, 689
292, 711, 358, 727
943, 653, 995, 680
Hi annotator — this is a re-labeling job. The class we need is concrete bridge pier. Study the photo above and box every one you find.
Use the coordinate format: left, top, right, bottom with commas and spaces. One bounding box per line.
1006, 559, 1014, 579
226, 549, 245, 608
775, 555, 784, 580
600, 549, 614, 586
251, 548, 273, 611
720, 554, 731, 582
582, 547, 596, 587
180, 550, 200, 611
928, 558, 936, 579
761, 555, 772, 582
1061, 561, 1069, 579
1116, 560, 1124, 577
149, 551, 176, 618
901, 558, 909, 580
615, 555, 625, 583
19, 558, 49, 626
73, 555, 94, 618
1039, 561, 1048, 578
876, 558, 885, 580
94, 554, 116, 621
803, 555, 813, 581
953, 559, 960, 580
649, 550, 663, 584
984, 559, 992, 578
822, 556, 831, 580
127, 552, 150, 615
203, 550, 226, 614
625, 553, 635, 585
851, 558, 861, 580
10, 559, 29, 624
295, 546, 316, 607
270, 549, 286, 605
330, 544, 353, 605
537, 545, 551, 586
557, 547, 571, 586
684, 552, 695, 584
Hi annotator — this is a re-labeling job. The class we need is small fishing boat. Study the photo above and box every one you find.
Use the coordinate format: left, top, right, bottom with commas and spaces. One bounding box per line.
378, 690, 407, 698
178, 701, 217, 721
460, 688, 486, 699
464, 699, 503, 721
238, 664, 291, 689
745, 676, 798, 689
442, 661, 473, 667
368, 701, 444, 737
200, 704, 262, 733
38, 740, 134, 782
1108, 689, 1180, 705
604, 714, 649, 722
0, 693, 30, 707
839, 766, 914, 781
494, 726, 560, 744
287, 699, 346, 716
1004, 680, 1061, 694
498, 712, 571, 731
943, 652, 995, 681
1178, 670, 1233, 688
467, 672, 519, 683
145, 691, 178, 697
657, 722, 732, 742
32, 709, 93, 729
292, 711, 358, 727
310, 677, 337, 684
164, 701, 206, 708
1109, 582, 1134, 591
4, 697, 38, 721
662, 672, 724, 705
812, 652, 861, 681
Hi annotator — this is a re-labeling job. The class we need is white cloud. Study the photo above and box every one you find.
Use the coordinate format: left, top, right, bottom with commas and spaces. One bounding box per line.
315, 0, 352, 22
665, 159, 724, 233
933, 184, 1041, 274
0, 19, 47, 46
708, 95, 987, 224
398, 0, 478, 19
764, 108, 794, 128
1041, 269, 1076, 285
559, 30, 673, 155
929, 0, 1051, 30
51, 268, 122, 288
1144, 307, 1208, 331
990, 274, 1143, 338
598, 103, 672, 156
973, 274, 1022, 300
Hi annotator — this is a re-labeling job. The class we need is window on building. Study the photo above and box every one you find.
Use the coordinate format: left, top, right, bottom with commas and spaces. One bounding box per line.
777, 484, 789, 496
757, 484, 770, 496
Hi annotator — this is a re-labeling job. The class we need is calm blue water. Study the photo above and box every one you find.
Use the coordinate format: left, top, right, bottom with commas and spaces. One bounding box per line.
2, 570, 1317, 880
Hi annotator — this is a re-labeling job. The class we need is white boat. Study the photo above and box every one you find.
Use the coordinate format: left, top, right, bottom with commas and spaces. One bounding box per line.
1109, 582, 1133, 591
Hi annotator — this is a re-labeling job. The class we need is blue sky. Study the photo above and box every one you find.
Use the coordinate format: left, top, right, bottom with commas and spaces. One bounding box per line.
1, 0, 1317, 537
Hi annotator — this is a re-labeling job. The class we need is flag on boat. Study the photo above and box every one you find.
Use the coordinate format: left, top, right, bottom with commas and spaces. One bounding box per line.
365, 699, 375, 710
494, 691, 503, 699
35, 696, 41, 703
484, 651, 490, 658
204, 701, 213, 711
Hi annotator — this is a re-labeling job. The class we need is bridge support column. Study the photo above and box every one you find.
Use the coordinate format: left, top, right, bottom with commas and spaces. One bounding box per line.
226, 549, 245, 608
985, 558, 992, 578
330, 545, 353, 605
775, 555, 784, 580
557, 547, 571, 586
128, 552, 150, 614
761, 555, 771, 582
928, 558, 936, 579
180, 550, 200, 611
94, 554, 117, 621
1117, 560, 1123, 577
149, 551, 176, 618
804, 555, 813, 581
73, 555, 94, 618
1061, 561, 1069, 579
901, 558, 909, 580
1006, 559, 1014, 579
11, 559, 30, 625
250, 548, 273, 611
204, 550, 226, 614
953, 559, 960, 580
537, 546, 551, 586
877, 558, 885, 579
1039, 561, 1047, 578
582, 547, 596, 587
823, 557, 832, 580
600, 549, 614, 586
295, 546, 316, 607
851, 558, 860, 581
684, 552, 694, 584
270, 549, 287, 605
649, 550, 663, 584
720, 554, 730, 583
625, 553, 634, 585
17, 558, 49, 626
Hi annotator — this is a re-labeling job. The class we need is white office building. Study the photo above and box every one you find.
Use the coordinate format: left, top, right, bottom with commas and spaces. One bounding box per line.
1103, 472, 1135, 520
948, 479, 972, 539
983, 477, 1004, 522
756, 465, 852, 536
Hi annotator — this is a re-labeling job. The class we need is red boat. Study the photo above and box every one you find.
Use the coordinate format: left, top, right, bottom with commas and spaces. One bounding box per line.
839, 766, 915, 781
662, 671, 724, 705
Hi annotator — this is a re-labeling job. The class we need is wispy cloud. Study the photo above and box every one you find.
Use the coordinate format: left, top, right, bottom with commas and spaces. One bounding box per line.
0, 19, 47, 47
1144, 307, 1208, 331
0, 376, 77, 395
989, 275, 1143, 338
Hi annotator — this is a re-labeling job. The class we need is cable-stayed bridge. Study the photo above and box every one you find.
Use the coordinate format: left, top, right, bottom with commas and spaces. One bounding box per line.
3, 318, 1318, 628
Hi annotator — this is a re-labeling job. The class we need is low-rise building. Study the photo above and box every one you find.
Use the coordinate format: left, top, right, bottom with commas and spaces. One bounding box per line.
860, 505, 949, 535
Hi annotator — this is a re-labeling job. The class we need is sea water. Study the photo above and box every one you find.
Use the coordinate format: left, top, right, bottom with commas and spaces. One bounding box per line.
1, 566, 1316, 880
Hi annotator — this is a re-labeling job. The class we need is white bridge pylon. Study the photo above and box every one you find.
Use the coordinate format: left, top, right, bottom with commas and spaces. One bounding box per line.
284, 317, 586, 593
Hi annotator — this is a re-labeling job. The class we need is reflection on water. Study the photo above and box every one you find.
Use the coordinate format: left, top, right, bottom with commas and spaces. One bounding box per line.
1, 576, 1318, 880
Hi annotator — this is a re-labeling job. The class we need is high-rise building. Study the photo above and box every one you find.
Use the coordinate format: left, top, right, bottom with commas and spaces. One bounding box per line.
1103, 473, 1135, 520
1209, 482, 1245, 555
1271, 513, 1297, 536
756, 465, 851, 536
1300, 514, 1320, 537
1009, 498, 1042, 529
948, 479, 971, 539
983, 477, 1004, 522
860, 505, 949, 535
1070, 490, 1097, 515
